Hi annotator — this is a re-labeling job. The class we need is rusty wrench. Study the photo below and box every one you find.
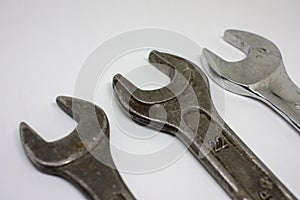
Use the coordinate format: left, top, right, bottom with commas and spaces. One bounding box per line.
113, 50, 296, 199
201, 30, 300, 132
20, 96, 135, 200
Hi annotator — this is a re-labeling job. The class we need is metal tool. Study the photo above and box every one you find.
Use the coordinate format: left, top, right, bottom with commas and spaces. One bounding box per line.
20, 96, 135, 200
112, 50, 296, 199
201, 29, 300, 132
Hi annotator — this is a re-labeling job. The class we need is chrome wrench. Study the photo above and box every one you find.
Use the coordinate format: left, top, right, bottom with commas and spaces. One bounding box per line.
201, 29, 300, 132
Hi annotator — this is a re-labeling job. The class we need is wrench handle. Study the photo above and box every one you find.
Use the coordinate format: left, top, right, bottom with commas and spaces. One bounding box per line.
255, 67, 300, 132
181, 114, 297, 200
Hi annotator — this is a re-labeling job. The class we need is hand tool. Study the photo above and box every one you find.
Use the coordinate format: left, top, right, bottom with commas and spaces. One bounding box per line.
112, 50, 297, 199
201, 29, 300, 132
20, 96, 135, 200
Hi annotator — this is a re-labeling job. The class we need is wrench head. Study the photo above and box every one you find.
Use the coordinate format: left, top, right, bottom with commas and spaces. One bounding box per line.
113, 50, 213, 137
20, 96, 109, 171
201, 29, 283, 96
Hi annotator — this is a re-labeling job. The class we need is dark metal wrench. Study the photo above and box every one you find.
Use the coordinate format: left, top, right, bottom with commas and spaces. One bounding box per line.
113, 50, 296, 200
201, 30, 300, 132
20, 96, 135, 200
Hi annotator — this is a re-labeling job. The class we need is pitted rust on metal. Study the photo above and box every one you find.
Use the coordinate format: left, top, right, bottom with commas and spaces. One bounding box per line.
113, 50, 297, 200
201, 29, 300, 132
20, 96, 135, 200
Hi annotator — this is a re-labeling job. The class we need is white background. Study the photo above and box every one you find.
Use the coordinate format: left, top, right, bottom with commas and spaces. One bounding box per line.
1, 0, 300, 199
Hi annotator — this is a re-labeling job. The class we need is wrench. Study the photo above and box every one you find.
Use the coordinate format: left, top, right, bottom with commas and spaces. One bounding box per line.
112, 50, 296, 199
201, 29, 300, 132
20, 96, 135, 200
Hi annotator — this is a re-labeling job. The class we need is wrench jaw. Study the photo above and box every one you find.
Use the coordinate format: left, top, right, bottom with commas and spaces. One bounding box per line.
224, 30, 251, 55
56, 96, 74, 119
148, 50, 175, 78
20, 121, 85, 175
19, 122, 53, 173
202, 29, 300, 132
113, 50, 199, 137
223, 29, 283, 81
113, 50, 192, 104
20, 96, 109, 173
113, 71, 182, 136
223, 29, 281, 61
201, 48, 255, 97
201, 29, 284, 98
20, 97, 136, 200
113, 50, 217, 143
148, 50, 193, 80
56, 96, 110, 133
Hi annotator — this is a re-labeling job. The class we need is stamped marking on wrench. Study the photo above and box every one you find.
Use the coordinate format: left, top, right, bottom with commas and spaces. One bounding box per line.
113, 50, 297, 199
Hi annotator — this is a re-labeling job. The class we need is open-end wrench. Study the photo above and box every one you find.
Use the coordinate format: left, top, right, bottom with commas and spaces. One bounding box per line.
113, 50, 296, 199
20, 96, 135, 200
201, 30, 300, 132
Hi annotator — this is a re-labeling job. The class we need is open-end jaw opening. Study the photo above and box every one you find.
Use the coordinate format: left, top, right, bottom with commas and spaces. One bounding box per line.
112, 50, 192, 105
20, 96, 110, 169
